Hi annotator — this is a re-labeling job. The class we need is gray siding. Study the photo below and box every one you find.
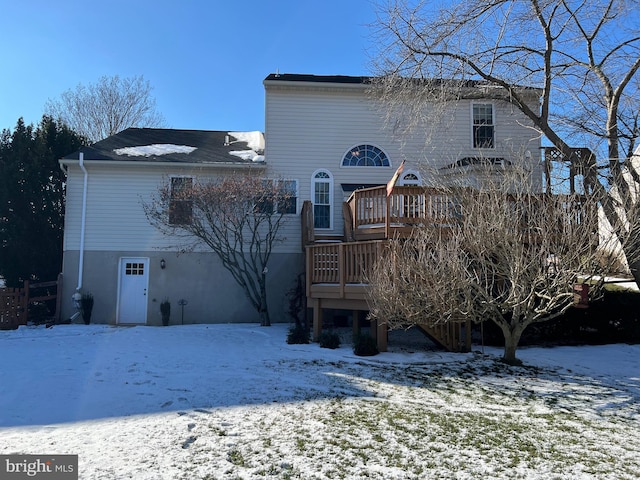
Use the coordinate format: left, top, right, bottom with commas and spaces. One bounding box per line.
60, 250, 302, 325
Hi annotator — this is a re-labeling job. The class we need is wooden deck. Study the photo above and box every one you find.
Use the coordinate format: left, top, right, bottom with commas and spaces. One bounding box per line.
303, 185, 471, 352
303, 185, 596, 353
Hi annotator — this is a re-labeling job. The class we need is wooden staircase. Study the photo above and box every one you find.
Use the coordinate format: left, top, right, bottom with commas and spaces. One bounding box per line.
415, 322, 471, 352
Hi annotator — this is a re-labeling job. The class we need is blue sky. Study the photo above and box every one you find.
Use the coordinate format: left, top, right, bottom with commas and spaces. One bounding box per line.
0, 0, 379, 134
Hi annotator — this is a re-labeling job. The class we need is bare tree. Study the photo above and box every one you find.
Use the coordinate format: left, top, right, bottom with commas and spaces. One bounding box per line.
368, 166, 621, 362
144, 173, 294, 326
372, 0, 640, 284
45, 75, 165, 144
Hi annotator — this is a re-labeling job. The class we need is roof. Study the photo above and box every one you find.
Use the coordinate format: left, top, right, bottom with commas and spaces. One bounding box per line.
264, 73, 372, 84
263, 73, 541, 96
60, 128, 265, 165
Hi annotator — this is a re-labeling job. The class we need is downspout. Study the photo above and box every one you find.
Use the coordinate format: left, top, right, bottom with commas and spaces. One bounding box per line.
77, 151, 88, 293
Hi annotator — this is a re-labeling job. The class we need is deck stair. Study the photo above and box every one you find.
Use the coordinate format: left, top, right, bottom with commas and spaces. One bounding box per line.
415, 322, 470, 352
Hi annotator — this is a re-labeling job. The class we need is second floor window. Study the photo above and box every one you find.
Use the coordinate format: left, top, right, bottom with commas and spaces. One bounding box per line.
473, 103, 495, 148
278, 180, 298, 214
254, 179, 298, 215
342, 144, 390, 167
169, 177, 193, 225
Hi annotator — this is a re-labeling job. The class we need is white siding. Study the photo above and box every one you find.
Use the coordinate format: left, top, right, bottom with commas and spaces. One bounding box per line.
264, 82, 542, 242
63, 163, 297, 253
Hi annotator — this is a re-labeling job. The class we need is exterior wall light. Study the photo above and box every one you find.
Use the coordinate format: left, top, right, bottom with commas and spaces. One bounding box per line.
160, 259, 166, 269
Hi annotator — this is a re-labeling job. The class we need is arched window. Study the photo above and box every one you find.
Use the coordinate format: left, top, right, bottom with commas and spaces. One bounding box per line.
397, 170, 423, 218
342, 144, 390, 167
398, 171, 421, 186
312, 169, 333, 229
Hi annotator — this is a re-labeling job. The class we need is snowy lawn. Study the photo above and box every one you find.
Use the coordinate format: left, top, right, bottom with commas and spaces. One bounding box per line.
1, 323, 638, 479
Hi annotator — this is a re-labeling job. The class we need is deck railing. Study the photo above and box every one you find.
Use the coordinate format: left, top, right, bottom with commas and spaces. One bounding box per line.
346, 186, 464, 239
307, 187, 596, 290
344, 186, 595, 241
306, 240, 386, 291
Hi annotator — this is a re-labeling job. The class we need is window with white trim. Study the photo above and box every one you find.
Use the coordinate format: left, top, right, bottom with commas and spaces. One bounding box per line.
254, 179, 298, 214
312, 170, 333, 229
169, 176, 193, 225
472, 103, 495, 148
398, 171, 421, 186
342, 144, 390, 167
398, 171, 423, 217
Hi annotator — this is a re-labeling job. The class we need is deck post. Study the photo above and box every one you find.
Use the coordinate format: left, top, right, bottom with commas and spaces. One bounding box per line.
338, 243, 345, 298
376, 320, 387, 352
305, 246, 312, 298
352, 310, 360, 337
312, 298, 322, 341
385, 194, 390, 239
54, 273, 63, 322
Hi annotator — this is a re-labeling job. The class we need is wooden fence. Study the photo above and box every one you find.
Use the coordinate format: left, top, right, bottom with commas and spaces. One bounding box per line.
0, 274, 62, 330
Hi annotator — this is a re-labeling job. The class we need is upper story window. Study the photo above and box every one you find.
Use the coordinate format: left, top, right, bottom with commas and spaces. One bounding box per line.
254, 179, 298, 215
472, 103, 495, 148
342, 144, 390, 167
278, 179, 298, 214
312, 170, 333, 229
169, 176, 193, 225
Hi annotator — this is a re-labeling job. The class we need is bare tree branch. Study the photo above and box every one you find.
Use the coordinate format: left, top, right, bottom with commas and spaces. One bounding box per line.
45, 75, 166, 144
143, 173, 293, 326
371, 0, 640, 285
368, 165, 617, 362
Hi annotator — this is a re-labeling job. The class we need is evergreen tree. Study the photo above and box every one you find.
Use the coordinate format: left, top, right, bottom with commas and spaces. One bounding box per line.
0, 116, 85, 287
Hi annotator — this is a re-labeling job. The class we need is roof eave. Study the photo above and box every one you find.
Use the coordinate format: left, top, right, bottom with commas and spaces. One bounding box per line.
58, 159, 267, 169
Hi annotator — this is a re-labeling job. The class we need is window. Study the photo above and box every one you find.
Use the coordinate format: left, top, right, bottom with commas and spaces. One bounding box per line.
398, 171, 423, 218
169, 177, 193, 225
278, 180, 298, 214
312, 170, 333, 229
472, 103, 495, 148
125, 262, 145, 275
255, 179, 298, 214
342, 144, 390, 167
398, 171, 421, 186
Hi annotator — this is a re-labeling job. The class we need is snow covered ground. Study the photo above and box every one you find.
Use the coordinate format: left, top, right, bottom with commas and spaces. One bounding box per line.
1, 323, 638, 479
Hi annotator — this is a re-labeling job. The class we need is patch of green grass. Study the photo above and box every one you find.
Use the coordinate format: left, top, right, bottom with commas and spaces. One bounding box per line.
226, 447, 246, 467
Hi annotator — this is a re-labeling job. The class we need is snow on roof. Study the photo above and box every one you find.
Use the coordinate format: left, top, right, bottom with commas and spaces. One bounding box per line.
229, 131, 264, 152
229, 151, 265, 162
113, 144, 197, 157
227, 131, 265, 162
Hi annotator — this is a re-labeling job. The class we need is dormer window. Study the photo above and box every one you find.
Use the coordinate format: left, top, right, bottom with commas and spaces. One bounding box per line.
342, 144, 390, 167
472, 103, 495, 148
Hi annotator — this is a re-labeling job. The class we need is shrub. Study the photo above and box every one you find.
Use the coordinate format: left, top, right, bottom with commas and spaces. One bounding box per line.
160, 299, 171, 326
353, 333, 379, 356
28, 302, 51, 325
318, 331, 340, 349
287, 323, 309, 344
80, 293, 94, 325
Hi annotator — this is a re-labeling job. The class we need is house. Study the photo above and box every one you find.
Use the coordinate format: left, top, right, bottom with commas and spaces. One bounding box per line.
263, 74, 542, 349
58, 73, 542, 345
58, 129, 301, 326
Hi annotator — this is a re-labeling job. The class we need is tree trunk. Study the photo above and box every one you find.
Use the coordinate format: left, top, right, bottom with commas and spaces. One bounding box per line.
259, 273, 270, 326
628, 259, 640, 291
500, 324, 525, 365
259, 307, 270, 327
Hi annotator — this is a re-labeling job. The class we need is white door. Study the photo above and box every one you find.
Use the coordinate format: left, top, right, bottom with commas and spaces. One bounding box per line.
117, 258, 149, 324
